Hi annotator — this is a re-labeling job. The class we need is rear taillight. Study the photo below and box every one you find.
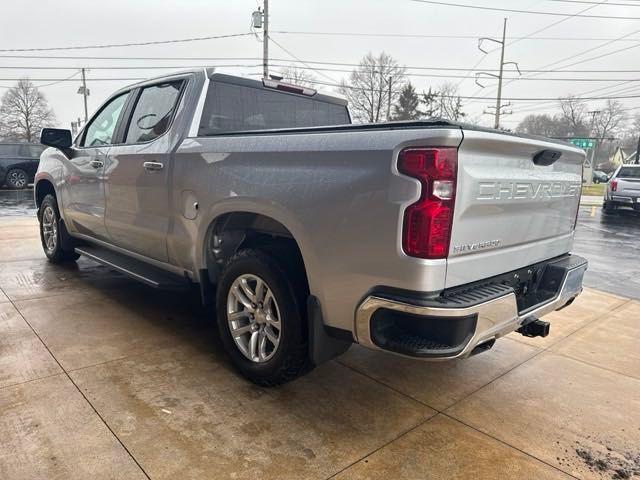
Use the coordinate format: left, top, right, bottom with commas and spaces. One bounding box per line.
611, 179, 618, 192
398, 147, 457, 259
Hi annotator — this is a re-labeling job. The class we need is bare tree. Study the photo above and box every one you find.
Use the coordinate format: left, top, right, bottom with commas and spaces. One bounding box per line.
516, 113, 573, 138
421, 83, 466, 121
592, 100, 626, 142
277, 66, 317, 88
339, 52, 407, 123
0, 78, 56, 142
558, 96, 589, 136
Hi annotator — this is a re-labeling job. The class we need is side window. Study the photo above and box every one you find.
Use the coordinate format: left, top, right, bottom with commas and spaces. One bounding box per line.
20, 144, 45, 158
82, 93, 128, 147
125, 81, 183, 144
0, 145, 20, 157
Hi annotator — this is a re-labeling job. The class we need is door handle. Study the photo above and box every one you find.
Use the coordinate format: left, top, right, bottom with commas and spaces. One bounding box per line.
143, 161, 164, 171
90, 160, 104, 169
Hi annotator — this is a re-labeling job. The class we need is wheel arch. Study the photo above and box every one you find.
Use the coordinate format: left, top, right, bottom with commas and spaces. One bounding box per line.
201, 210, 314, 295
35, 178, 56, 208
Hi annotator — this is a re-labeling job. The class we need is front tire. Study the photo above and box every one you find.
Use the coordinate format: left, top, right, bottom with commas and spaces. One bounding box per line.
216, 249, 310, 386
38, 194, 80, 263
5, 168, 28, 189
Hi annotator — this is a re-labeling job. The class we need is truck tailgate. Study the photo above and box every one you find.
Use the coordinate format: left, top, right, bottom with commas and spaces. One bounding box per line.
445, 128, 584, 288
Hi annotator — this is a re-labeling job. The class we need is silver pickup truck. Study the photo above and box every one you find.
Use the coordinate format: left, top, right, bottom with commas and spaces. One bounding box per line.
36, 69, 588, 385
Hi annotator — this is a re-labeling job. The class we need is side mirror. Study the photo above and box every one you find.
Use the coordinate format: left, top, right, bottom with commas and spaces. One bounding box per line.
40, 128, 72, 150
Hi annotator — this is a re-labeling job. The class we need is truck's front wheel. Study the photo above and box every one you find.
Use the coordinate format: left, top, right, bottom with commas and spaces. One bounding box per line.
216, 249, 310, 386
38, 194, 80, 263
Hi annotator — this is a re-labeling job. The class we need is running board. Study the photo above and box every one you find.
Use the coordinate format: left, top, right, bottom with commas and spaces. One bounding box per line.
75, 246, 191, 290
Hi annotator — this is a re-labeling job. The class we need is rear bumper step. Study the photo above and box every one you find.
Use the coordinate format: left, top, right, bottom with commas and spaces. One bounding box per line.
355, 254, 587, 360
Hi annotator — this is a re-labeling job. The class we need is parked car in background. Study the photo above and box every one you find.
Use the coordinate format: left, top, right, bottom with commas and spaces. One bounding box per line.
592, 170, 609, 184
604, 164, 640, 213
0, 143, 46, 189
35, 70, 588, 385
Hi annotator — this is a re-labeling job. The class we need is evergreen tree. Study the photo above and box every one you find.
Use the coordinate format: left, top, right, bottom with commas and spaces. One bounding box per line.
392, 83, 421, 120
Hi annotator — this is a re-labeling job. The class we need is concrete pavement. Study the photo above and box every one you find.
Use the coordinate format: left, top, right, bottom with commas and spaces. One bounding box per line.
1, 216, 639, 480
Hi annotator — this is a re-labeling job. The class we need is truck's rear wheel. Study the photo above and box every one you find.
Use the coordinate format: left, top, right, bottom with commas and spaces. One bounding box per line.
38, 194, 80, 263
216, 248, 310, 386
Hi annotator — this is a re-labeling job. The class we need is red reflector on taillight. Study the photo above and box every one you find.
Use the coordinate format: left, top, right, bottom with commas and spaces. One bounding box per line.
611, 179, 618, 192
398, 148, 457, 259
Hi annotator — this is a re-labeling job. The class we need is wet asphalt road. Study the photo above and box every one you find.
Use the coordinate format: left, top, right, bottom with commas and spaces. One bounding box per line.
0, 188, 637, 300
573, 204, 640, 300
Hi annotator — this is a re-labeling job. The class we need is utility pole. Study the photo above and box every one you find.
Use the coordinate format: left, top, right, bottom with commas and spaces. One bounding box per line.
494, 18, 507, 130
635, 135, 640, 164
79, 68, 89, 124
263, 0, 269, 78
476, 18, 520, 130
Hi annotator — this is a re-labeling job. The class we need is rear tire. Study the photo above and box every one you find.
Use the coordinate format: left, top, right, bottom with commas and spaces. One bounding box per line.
5, 168, 28, 189
38, 194, 80, 263
216, 248, 311, 386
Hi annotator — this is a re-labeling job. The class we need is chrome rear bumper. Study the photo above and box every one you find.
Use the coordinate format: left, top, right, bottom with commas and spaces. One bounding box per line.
355, 255, 588, 360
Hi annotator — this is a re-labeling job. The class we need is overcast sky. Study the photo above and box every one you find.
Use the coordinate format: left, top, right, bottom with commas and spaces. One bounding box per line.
2, 0, 640, 130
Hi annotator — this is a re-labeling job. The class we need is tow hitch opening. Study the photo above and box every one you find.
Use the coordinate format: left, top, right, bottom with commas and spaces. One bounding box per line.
517, 318, 550, 338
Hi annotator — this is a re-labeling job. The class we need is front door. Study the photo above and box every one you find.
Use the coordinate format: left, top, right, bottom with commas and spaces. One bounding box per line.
63, 92, 129, 240
104, 80, 185, 262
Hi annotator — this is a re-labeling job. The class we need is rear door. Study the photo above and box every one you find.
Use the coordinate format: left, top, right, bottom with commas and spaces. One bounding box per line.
445, 129, 584, 288
104, 79, 185, 262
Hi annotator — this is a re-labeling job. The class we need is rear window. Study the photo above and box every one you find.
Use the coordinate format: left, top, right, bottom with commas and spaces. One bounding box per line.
617, 166, 640, 179
198, 81, 349, 135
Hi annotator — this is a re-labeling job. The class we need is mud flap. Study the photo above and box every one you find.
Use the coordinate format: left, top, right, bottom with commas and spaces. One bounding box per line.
307, 295, 352, 366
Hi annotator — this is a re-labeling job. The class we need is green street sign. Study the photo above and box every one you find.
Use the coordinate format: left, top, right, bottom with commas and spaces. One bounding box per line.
569, 138, 595, 149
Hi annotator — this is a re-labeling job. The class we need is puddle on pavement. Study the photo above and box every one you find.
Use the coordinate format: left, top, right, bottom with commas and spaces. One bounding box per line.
0, 188, 37, 217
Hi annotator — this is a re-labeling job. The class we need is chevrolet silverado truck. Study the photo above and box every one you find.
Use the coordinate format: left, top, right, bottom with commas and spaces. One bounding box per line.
603, 164, 640, 213
36, 69, 588, 385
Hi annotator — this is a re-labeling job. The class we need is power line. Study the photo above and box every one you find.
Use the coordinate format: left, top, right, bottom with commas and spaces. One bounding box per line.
0, 70, 81, 89
0, 32, 253, 52
505, 0, 609, 49
296, 78, 640, 101
5, 64, 640, 81
5, 54, 640, 73
544, 0, 640, 6
267, 35, 340, 83
408, 0, 640, 19
0, 77, 145, 82
471, 26, 640, 103
271, 30, 640, 41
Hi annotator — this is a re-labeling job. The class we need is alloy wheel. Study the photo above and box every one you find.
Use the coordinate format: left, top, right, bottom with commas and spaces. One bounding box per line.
227, 274, 282, 363
41, 205, 58, 253
8, 170, 27, 188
